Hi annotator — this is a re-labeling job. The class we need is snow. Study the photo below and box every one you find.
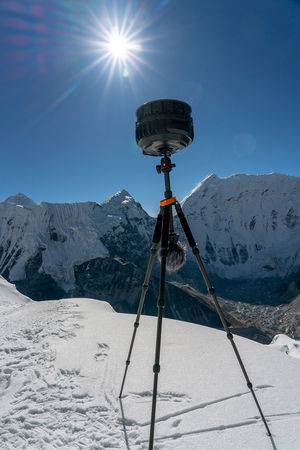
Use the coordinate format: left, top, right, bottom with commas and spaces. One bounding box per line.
270, 334, 300, 360
181, 173, 300, 279
0, 282, 300, 449
0, 276, 31, 315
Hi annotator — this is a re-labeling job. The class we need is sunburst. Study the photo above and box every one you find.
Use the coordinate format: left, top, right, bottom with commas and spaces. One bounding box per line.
85, 5, 151, 86
28, 4, 155, 128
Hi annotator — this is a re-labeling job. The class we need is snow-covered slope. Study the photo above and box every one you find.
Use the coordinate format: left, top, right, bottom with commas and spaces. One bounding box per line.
0, 190, 153, 292
0, 275, 31, 315
181, 173, 300, 279
0, 286, 299, 448
270, 334, 300, 360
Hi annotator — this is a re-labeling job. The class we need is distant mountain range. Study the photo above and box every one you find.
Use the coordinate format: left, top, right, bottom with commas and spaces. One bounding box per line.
1, 173, 299, 342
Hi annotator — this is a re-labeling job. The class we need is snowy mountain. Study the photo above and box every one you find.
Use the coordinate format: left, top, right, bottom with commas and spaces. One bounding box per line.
3, 193, 36, 208
0, 173, 299, 340
0, 275, 31, 315
0, 280, 299, 449
0, 190, 153, 296
181, 173, 300, 279
178, 173, 300, 305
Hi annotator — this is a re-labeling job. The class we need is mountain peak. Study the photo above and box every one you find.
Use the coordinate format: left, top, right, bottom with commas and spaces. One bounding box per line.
104, 189, 135, 206
4, 193, 36, 207
115, 189, 133, 199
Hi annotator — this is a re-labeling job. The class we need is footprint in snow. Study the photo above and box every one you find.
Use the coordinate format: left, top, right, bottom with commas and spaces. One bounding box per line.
127, 391, 190, 403
94, 343, 110, 361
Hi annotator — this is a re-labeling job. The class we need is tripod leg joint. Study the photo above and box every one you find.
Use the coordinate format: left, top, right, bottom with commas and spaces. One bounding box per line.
125, 360, 130, 366
134, 322, 139, 329
153, 363, 160, 374
208, 286, 215, 295
157, 300, 165, 309
247, 381, 253, 389
192, 247, 200, 255
226, 332, 233, 340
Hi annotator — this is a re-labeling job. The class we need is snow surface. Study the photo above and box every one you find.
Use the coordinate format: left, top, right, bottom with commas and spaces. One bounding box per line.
270, 334, 300, 360
0, 276, 31, 315
0, 281, 300, 449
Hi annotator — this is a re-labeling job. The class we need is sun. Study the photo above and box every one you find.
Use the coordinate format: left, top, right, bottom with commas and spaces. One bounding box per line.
45, 4, 155, 109
82, 6, 150, 87
99, 25, 142, 70
106, 30, 132, 60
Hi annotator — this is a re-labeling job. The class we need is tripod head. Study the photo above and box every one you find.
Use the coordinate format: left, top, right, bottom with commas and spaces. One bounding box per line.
156, 155, 176, 201
155, 155, 176, 175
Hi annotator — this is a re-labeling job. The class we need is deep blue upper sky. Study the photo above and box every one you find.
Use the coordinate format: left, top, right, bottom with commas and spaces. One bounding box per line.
0, 0, 299, 214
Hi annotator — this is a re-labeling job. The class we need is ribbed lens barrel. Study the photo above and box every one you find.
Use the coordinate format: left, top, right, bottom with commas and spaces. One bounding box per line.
135, 99, 194, 156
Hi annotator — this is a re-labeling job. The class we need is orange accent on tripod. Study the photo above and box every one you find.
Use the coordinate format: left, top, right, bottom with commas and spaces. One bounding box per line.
160, 196, 177, 207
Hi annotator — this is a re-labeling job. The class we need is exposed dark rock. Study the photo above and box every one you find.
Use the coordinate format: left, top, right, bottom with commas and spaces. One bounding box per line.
205, 235, 216, 262
49, 227, 67, 242
249, 216, 256, 230
15, 250, 66, 300
285, 208, 298, 229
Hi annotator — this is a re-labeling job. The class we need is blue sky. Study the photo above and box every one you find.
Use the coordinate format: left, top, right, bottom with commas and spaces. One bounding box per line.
0, 0, 299, 214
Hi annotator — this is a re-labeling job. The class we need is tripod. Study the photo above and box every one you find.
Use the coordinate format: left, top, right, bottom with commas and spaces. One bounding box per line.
119, 155, 271, 449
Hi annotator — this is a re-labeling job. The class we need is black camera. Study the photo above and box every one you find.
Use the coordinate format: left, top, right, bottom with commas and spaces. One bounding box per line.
135, 99, 194, 156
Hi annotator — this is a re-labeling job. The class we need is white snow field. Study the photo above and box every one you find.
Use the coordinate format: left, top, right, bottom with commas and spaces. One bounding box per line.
0, 276, 31, 315
0, 280, 300, 449
270, 334, 300, 360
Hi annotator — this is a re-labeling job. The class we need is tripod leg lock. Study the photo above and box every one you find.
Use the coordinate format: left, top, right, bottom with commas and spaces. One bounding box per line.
153, 363, 160, 374
227, 332, 233, 340
247, 381, 253, 389
126, 360, 130, 366
208, 287, 216, 295
134, 322, 139, 329
157, 299, 165, 309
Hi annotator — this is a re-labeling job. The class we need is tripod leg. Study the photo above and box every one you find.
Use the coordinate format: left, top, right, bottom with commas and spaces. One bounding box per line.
119, 212, 163, 399
149, 205, 170, 450
175, 202, 272, 437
